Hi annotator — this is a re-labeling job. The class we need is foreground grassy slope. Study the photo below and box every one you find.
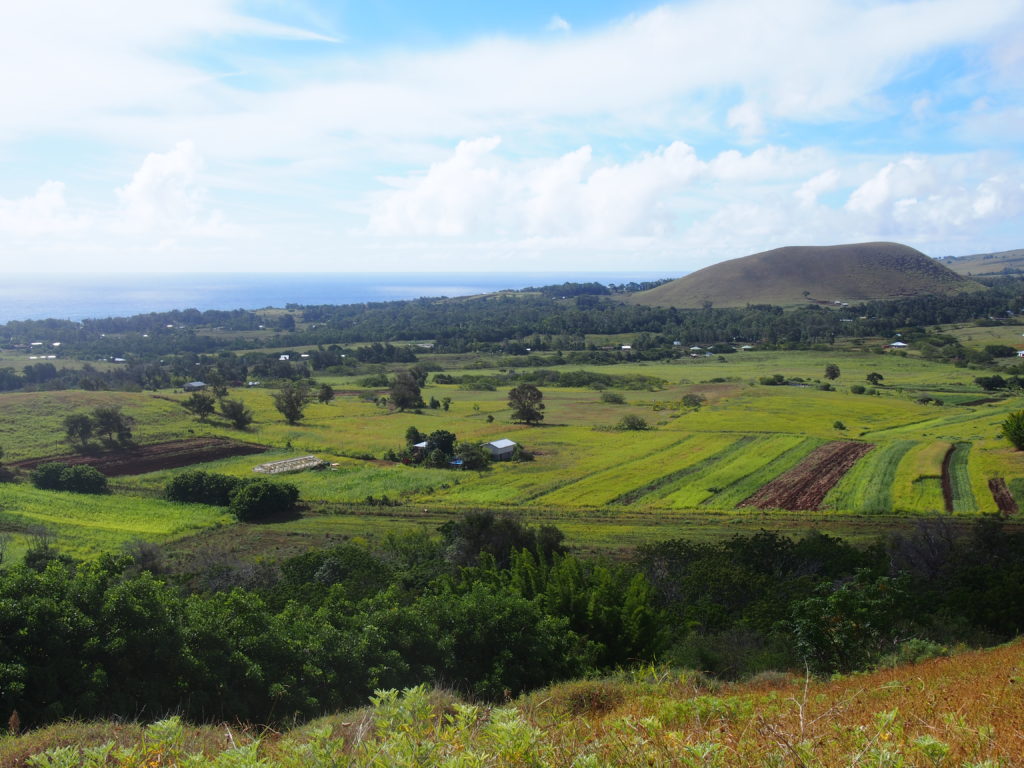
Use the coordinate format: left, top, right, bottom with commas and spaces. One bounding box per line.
6, 639, 1024, 767
630, 241, 983, 308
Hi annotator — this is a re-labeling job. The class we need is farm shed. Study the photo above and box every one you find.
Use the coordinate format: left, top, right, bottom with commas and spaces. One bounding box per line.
484, 439, 518, 460
253, 455, 328, 474
183, 381, 206, 392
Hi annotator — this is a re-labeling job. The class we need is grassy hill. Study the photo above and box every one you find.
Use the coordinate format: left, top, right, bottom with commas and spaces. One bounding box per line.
630, 242, 984, 308
938, 247, 1024, 276
6, 640, 1023, 766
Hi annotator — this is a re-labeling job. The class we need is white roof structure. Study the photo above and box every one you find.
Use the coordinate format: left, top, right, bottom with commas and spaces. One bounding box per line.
254, 455, 327, 474
488, 439, 518, 449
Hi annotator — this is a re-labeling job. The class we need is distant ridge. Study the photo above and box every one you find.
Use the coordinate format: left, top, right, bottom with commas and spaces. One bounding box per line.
937, 248, 1024, 276
629, 242, 984, 308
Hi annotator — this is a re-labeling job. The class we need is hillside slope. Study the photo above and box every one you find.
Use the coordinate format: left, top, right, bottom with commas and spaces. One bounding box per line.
938, 247, 1024, 276
6, 641, 1023, 766
631, 242, 984, 308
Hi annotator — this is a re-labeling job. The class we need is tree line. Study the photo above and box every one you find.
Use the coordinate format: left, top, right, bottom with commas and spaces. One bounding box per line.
4, 514, 1024, 731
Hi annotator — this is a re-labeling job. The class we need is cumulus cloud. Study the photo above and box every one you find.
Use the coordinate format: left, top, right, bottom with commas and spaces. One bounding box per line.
115, 141, 231, 235
369, 139, 707, 239
0, 181, 89, 235
795, 169, 841, 207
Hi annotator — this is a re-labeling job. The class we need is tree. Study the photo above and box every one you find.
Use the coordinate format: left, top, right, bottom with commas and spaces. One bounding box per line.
508, 383, 544, 424
616, 414, 649, 430
824, 364, 841, 380
405, 426, 423, 446
272, 381, 311, 424
229, 479, 299, 521
425, 430, 457, 456
454, 441, 490, 470
866, 372, 884, 386
390, 372, 423, 412
1002, 411, 1024, 450
317, 383, 334, 405
219, 398, 254, 430
92, 406, 133, 444
183, 392, 216, 421
63, 414, 94, 449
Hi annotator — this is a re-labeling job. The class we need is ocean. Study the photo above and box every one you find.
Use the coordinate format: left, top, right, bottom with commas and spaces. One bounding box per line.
0, 272, 677, 324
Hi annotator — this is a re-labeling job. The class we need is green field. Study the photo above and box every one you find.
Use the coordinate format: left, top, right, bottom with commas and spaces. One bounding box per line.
3, 346, 1023, 562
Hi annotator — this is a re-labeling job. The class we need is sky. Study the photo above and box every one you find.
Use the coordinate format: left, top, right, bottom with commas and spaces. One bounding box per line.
1, 0, 1023, 275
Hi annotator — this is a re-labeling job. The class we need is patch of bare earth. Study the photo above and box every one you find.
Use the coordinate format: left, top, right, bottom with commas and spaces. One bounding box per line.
739, 441, 874, 511
988, 478, 1018, 515
9, 438, 269, 477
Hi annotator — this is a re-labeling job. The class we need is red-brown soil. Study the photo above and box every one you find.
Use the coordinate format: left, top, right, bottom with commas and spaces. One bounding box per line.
9, 438, 269, 477
739, 441, 874, 511
988, 478, 1019, 515
940, 444, 956, 514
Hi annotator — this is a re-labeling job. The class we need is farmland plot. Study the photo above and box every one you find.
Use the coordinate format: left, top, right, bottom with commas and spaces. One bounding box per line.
657, 435, 811, 509
701, 437, 824, 509
947, 442, 978, 514
823, 440, 916, 514
739, 441, 875, 511
534, 435, 712, 507
891, 441, 949, 513
623, 436, 757, 506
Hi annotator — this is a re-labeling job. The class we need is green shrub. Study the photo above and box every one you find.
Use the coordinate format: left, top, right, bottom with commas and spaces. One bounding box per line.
30, 462, 108, 494
850, 385, 865, 394
229, 479, 300, 521
1003, 411, 1024, 450
616, 414, 650, 431
165, 470, 246, 506
601, 392, 625, 404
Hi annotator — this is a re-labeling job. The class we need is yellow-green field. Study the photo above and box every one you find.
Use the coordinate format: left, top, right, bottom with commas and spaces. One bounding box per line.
3, 347, 1024, 561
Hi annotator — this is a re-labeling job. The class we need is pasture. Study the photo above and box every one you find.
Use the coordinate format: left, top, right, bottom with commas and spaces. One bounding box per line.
2, 346, 1024, 561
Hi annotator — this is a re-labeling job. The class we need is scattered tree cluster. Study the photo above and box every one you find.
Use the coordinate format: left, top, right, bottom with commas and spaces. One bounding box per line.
165, 470, 299, 521
62, 406, 134, 449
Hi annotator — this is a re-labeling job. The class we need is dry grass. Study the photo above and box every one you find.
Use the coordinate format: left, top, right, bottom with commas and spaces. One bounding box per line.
8, 641, 1024, 766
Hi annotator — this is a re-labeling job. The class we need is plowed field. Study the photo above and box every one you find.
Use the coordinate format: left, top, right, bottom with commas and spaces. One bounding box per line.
739, 441, 874, 511
10, 438, 268, 477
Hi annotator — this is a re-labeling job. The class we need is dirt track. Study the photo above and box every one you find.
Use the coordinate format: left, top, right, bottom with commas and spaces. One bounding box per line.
9, 438, 269, 477
739, 441, 874, 511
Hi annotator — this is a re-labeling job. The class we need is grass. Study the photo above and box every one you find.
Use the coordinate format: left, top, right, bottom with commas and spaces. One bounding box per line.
8, 639, 1024, 767
2, 349, 1023, 565
0, 484, 231, 561
824, 440, 916, 514
949, 442, 978, 514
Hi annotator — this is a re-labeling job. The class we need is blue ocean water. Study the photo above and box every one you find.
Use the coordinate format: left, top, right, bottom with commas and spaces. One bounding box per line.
0, 272, 677, 324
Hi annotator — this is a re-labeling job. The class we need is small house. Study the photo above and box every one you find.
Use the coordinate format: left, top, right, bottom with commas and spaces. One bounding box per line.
183, 381, 206, 392
484, 439, 518, 461
279, 354, 290, 361
1016, 351, 1024, 358
887, 341, 909, 349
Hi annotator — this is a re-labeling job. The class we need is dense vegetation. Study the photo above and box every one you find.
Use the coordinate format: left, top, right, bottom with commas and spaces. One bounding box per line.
4, 514, 1024, 732
3, 278, 1024, 396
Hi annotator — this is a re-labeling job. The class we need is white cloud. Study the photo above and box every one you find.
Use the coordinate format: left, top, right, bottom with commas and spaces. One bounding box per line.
795, 169, 841, 207
546, 15, 571, 33
0, 181, 89, 235
2, 0, 1019, 159
368, 139, 705, 239
115, 141, 232, 235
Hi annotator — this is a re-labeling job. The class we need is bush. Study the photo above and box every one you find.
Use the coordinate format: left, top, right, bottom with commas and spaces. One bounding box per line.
31, 462, 108, 494
59, 465, 109, 494
833, 421, 846, 430
165, 470, 246, 506
601, 392, 625, 404
616, 414, 650, 431
850, 385, 865, 394
229, 479, 299, 521
1003, 411, 1024, 450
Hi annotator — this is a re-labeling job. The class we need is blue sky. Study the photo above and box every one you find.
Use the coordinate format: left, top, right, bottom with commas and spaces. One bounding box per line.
1, 0, 1022, 274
